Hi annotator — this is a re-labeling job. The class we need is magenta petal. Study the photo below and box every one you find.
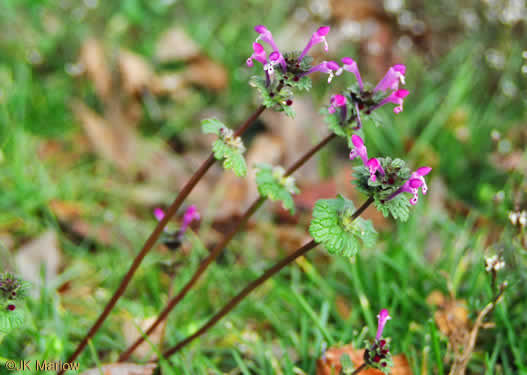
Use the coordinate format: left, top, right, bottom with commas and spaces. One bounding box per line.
254, 25, 268, 33
409, 178, 423, 188
396, 89, 410, 99
374, 64, 407, 92
269, 51, 280, 61
326, 60, 339, 70
253, 42, 264, 53
351, 134, 364, 148
154, 208, 165, 222
417, 166, 432, 176
393, 64, 406, 74
317, 25, 330, 36
375, 309, 391, 341
331, 94, 347, 106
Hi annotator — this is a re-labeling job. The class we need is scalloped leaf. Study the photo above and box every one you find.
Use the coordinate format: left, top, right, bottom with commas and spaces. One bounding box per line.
212, 140, 247, 177
374, 194, 412, 222
309, 195, 377, 256
201, 118, 226, 135
0, 308, 24, 334
255, 164, 299, 214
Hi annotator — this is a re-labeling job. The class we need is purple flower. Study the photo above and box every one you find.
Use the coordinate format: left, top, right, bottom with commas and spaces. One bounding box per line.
301, 60, 340, 83
246, 42, 267, 67
328, 94, 347, 114
298, 26, 331, 62
154, 205, 201, 236
181, 205, 201, 234
366, 158, 385, 182
253, 25, 287, 71
337, 59, 409, 113
375, 309, 391, 341
154, 208, 165, 222
349, 135, 385, 181
376, 89, 410, 114
349, 134, 368, 164
374, 64, 406, 93
387, 166, 432, 205
338, 57, 363, 91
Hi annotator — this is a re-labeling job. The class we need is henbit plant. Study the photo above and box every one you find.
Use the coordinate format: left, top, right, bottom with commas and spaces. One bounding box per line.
60, 23, 338, 370
118, 25, 414, 360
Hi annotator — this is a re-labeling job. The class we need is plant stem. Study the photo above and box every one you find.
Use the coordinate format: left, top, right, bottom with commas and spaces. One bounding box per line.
118, 132, 337, 361
155, 197, 374, 360
351, 363, 367, 374
59, 105, 265, 373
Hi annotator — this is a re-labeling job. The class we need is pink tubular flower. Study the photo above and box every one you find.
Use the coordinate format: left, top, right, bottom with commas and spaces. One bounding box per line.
298, 26, 331, 62
328, 94, 347, 114
349, 135, 385, 181
181, 205, 200, 233
377, 89, 410, 113
253, 25, 287, 71
374, 64, 406, 92
387, 166, 432, 205
246, 42, 267, 67
376, 309, 391, 341
338, 57, 363, 90
349, 134, 368, 164
154, 205, 201, 236
153, 208, 165, 222
301, 60, 340, 83
367, 158, 385, 182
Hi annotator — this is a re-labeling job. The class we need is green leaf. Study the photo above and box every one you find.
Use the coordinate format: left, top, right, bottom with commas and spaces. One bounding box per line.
201, 118, 226, 135
374, 194, 412, 222
309, 195, 377, 256
352, 157, 415, 221
212, 139, 247, 177
0, 309, 24, 334
281, 103, 296, 118
255, 164, 299, 213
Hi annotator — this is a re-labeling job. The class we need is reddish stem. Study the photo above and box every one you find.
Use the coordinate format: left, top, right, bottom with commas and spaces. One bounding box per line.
155, 197, 374, 359
118, 132, 337, 361
58, 105, 265, 374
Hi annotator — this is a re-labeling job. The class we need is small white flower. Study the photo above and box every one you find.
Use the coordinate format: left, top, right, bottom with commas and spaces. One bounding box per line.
485, 255, 505, 272
519, 211, 527, 227
509, 211, 519, 225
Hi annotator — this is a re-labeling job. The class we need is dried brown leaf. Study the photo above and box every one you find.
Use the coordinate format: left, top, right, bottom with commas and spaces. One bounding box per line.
73, 101, 138, 173
119, 50, 155, 96
184, 57, 228, 91
79, 39, 112, 100
15, 230, 61, 296
155, 27, 201, 63
427, 291, 470, 347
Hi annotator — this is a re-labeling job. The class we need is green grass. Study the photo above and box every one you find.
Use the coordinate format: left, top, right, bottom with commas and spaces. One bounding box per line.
1, 0, 526, 374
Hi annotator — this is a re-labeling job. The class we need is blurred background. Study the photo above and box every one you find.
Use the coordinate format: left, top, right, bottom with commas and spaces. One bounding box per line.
0, 0, 526, 374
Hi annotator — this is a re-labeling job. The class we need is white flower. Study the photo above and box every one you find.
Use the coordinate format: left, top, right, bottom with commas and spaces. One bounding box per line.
485, 255, 505, 272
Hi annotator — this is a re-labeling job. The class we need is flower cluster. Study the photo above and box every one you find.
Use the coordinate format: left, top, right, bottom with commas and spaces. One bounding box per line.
247, 25, 337, 83
0, 272, 26, 312
363, 309, 393, 374
247, 25, 339, 116
485, 255, 505, 272
319, 61, 410, 156
349, 134, 431, 211
154, 205, 201, 249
